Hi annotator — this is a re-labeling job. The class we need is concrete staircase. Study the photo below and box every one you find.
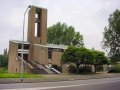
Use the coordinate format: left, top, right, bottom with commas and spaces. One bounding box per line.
34, 61, 54, 74
31, 61, 61, 74
18, 56, 33, 69
18, 56, 60, 74
28, 61, 48, 74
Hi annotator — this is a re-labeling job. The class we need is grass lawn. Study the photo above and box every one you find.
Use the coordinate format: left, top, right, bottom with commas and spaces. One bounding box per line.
0, 68, 43, 78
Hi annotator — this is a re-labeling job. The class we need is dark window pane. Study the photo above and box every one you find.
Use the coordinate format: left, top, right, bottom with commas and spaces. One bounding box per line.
48, 51, 52, 59
18, 44, 29, 50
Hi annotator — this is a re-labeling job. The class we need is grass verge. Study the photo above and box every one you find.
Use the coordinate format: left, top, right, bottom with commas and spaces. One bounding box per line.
0, 68, 43, 78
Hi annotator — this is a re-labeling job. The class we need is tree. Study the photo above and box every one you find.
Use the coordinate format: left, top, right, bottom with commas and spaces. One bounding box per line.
62, 46, 109, 73
62, 46, 94, 73
0, 48, 8, 68
102, 9, 120, 63
62, 46, 78, 64
72, 32, 84, 46
0, 55, 2, 67
48, 22, 84, 47
75, 48, 94, 65
91, 50, 110, 73
62, 46, 80, 73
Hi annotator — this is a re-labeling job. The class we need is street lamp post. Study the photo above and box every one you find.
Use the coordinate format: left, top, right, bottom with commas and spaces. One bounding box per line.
21, 5, 31, 82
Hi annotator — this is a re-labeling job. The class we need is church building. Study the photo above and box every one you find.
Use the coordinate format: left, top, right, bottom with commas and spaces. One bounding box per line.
8, 6, 67, 74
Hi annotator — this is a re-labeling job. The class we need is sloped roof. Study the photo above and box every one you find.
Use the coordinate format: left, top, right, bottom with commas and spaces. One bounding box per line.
34, 44, 68, 49
10, 40, 29, 44
10, 40, 68, 49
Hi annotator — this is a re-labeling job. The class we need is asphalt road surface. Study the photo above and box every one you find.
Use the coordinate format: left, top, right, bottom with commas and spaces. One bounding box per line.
0, 77, 120, 90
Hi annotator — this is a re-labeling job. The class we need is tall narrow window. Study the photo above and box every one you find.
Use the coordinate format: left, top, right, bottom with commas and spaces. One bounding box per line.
35, 13, 38, 18
37, 13, 41, 37
35, 13, 40, 37
35, 23, 37, 37
35, 14, 38, 37
48, 48, 53, 59
48, 50, 52, 59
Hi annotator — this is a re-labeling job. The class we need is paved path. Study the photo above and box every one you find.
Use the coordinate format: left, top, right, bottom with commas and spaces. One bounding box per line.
0, 77, 120, 90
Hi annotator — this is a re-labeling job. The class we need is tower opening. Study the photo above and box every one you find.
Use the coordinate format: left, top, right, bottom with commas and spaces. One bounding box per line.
35, 12, 41, 37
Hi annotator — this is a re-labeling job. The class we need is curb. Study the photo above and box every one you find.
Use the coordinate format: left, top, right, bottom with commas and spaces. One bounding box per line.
0, 75, 120, 84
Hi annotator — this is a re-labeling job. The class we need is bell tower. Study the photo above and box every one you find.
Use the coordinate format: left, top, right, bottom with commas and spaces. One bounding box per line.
27, 6, 47, 60
27, 6, 47, 45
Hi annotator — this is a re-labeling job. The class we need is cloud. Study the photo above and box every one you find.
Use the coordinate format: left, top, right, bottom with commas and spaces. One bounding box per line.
0, 0, 120, 54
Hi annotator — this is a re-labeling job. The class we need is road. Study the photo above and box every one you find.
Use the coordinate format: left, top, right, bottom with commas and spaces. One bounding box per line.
0, 77, 120, 90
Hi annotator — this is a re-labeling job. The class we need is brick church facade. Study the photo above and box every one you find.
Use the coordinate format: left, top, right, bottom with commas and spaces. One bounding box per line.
8, 6, 67, 74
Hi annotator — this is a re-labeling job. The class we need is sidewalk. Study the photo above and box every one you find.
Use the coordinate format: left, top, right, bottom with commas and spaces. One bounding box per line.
0, 73, 120, 84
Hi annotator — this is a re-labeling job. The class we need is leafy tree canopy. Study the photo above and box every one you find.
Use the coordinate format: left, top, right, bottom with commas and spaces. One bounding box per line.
48, 22, 84, 47
102, 9, 120, 63
62, 46, 109, 73
91, 50, 110, 65
0, 48, 8, 68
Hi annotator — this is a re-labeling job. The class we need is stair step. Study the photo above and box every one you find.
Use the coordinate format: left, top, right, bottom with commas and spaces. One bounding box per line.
26, 60, 59, 74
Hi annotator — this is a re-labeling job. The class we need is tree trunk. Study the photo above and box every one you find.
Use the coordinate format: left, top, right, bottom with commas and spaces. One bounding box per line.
94, 65, 97, 73
76, 64, 80, 74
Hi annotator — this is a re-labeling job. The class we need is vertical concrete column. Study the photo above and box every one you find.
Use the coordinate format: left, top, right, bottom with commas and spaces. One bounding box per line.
27, 6, 36, 61
27, 6, 36, 43
40, 9, 47, 45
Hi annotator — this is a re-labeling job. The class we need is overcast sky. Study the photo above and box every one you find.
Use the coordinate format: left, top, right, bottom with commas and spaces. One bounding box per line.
0, 0, 120, 54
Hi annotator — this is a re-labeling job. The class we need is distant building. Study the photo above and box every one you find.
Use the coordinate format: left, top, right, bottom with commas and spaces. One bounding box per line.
8, 6, 67, 74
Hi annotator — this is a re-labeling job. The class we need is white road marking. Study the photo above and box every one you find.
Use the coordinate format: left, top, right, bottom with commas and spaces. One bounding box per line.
3, 80, 120, 90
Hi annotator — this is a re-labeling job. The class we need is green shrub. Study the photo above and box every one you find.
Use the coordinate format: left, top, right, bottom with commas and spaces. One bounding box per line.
69, 64, 76, 73
52, 64, 62, 72
78, 66, 92, 74
108, 65, 120, 73
0, 55, 8, 68
0, 67, 8, 73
